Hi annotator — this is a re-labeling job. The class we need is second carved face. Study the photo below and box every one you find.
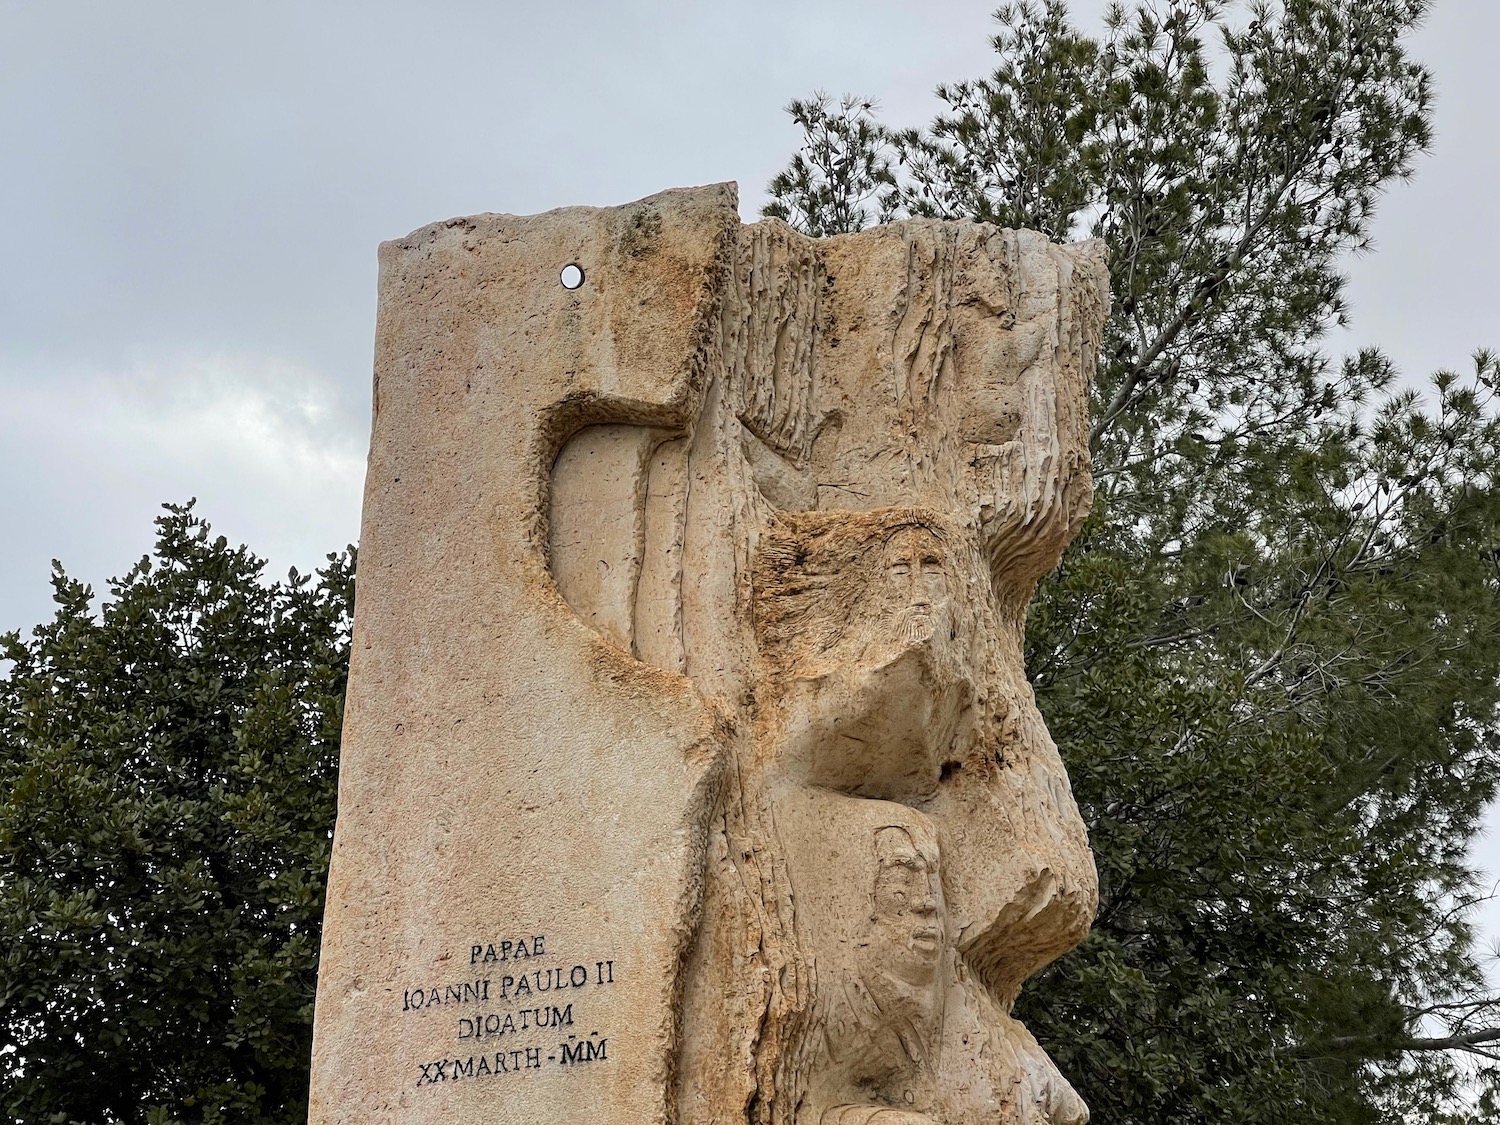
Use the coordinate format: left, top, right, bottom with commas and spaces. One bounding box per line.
868, 824, 945, 988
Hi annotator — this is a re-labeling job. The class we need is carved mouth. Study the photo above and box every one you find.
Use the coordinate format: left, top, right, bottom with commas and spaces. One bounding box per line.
910, 927, 941, 954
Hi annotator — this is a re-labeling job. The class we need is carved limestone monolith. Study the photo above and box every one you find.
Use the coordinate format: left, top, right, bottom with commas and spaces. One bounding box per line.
308, 183, 1108, 1125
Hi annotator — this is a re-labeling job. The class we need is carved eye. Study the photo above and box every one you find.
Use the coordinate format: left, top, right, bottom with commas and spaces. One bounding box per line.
890, 563, 911, 577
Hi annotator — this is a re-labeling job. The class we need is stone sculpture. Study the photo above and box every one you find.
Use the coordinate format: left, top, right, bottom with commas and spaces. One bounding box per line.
308, 183, 1108, 1125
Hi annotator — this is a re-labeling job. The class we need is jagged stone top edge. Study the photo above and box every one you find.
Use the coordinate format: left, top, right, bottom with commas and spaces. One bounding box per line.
381, 180, 1107, 269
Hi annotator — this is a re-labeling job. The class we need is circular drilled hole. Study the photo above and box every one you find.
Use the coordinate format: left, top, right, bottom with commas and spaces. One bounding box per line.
559, 263, 585, 290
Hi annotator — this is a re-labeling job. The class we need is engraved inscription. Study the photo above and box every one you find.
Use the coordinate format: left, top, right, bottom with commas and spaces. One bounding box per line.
403, 979, 490, 1009
458, 1003, 573, 1041
558, 1032, 609, 1066
416, 1048, 543, 1086
471, 935, 545, 964
403, 933, 621, 1091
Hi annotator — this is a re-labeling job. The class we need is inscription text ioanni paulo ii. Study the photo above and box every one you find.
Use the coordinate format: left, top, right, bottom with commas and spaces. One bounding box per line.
399, 933, 619, 1090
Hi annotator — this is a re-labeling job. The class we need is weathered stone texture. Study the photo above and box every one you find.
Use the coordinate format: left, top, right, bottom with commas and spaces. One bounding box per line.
309, 183, 1108, 1125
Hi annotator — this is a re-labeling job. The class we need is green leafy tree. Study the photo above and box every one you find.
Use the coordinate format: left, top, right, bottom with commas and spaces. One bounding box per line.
0, 503, 353, 1125
767, 1, 1500, 1120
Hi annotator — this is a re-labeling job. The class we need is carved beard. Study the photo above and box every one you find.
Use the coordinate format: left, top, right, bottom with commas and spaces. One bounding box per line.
880, 602, 963, 696
899, 608, 935, 646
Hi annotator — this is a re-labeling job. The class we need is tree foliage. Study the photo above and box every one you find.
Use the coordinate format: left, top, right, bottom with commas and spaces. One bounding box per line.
0, 504, 353, 1125
768, 1, 1500, 1120
765, 93, 896, 238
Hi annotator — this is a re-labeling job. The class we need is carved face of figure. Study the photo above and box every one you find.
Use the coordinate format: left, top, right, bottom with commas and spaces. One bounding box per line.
754, 513, 975, 800
882, 528, 949, 648
869, 825, 945, 987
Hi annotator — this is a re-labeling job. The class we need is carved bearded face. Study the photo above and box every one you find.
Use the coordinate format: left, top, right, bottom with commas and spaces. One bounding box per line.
881, 528, 951, 650
754, 513, 977, 801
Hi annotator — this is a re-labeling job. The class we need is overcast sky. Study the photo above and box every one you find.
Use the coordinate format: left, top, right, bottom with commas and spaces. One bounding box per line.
2, 0, 1497, 939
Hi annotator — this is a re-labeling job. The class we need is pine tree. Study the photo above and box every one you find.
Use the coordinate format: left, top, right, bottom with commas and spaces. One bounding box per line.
767, 2, 1500, 1119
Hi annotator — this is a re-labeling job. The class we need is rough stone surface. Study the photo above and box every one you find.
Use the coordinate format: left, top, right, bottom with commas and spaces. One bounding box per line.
309, 183, 1109, 1125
